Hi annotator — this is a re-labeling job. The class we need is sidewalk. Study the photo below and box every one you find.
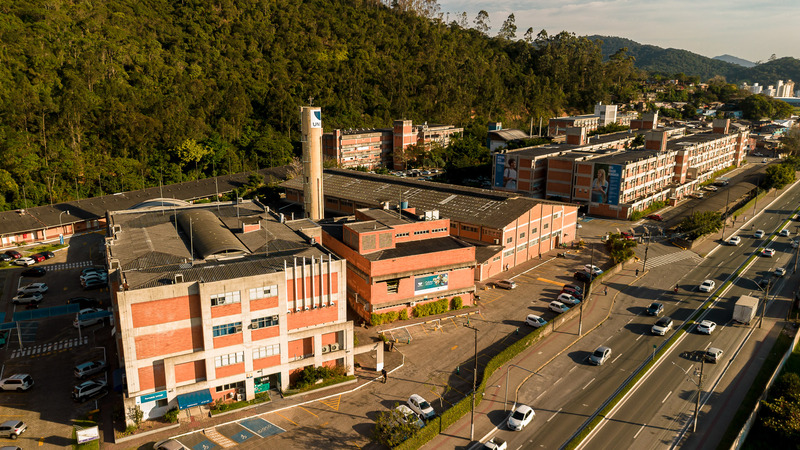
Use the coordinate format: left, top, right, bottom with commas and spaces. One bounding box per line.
423, 263, 640, 449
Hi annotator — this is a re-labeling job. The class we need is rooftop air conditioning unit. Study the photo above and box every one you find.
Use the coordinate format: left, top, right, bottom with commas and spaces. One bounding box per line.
330, 343, 340, 352
321, 345, 330, 354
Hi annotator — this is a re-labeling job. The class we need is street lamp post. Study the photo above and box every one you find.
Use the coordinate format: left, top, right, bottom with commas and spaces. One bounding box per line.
745, 278, 771, 329
464, 324, 479, 441
58, 210, 71, 239
580, 243, 593, 336
673, 360, 704, 432
504, 364, 538, 411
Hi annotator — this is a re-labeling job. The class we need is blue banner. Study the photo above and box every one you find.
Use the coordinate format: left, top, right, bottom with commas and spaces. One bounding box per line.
139, 390, 167, 404
414, 274, 449, 295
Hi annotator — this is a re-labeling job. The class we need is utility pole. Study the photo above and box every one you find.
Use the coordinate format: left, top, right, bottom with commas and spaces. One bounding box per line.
694, 359, 704, 432
721, 187, 731, 239
580, 244, 593, 336
465, 325, 479, 441
759, 281, 769, 328
642, 235, 650, 272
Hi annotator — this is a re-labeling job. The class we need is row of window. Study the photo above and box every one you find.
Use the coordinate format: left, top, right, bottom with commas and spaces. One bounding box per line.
252, 316, 279, 330
215, 380, 244, 393
215, 351, 244, 368
210, 286, 278, 307
212, 315, 279, 337
413, 229, 429, 235
253, 343, 281, 360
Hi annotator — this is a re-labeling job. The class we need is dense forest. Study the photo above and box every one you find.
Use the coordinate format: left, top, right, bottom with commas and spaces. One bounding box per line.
0, 0, 645, 211
589, 35, 800, 84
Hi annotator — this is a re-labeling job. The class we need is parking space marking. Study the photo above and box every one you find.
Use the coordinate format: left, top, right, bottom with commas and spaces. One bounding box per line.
318, 395, 341, 411
38, 436, 43, 446
451, 345, 458, 351
272, 411, 298, 426
536, 277, 564, 287
299, 406, 318, 418
239, 417, 285, 438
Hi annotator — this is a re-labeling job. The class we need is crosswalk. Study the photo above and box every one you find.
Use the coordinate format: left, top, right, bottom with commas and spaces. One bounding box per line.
9, 336, 88, 359
42, 261, 94, 272
643, 250, 703, 269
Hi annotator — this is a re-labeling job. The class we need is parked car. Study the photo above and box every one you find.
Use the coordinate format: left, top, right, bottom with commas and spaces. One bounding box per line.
754, 229, 765, 238
407, 394, 436, 421
793, 238, 799, 249
761, 248, 776, 257
621, 231, 635, 240
705, 347, 723, 363
556, 293, 581, 306
705, 185, 718, 192
507, 404, 535, 431
574, 271, 595, 283
646, 302, 664, 316
588, 346, 612, 366
652, 316, 673, 336
563, 284, 583, 294
494, 279, 516, 290
697, 320, 716, 335
776, 267, 787, 277
525, 314, 547, 328
67, 297, 102, 309
646, 214, 663, 221
11, 293, 42, 305
584, 264, 603, 275
0, 374, 33, 391
20, 267, 46, 277
81, 272, 108, 284
699, 279, 715, 292
81, 266, 107, 276
727, 236, 741, 246
152, 439, 188, 450
40, 251, 55, 259
73, 308, 105, 328
549, 301, 569, 314
13, 257, 36, 267
74, 360, 107, 379
4, 250, 21, 260
17, 283, 48, 295
780, 229, 791, 237
0, 421, 26, 440
394, 405, 424, 429
72, 380, 107, 402
560, 288, 583, 300
83, 278, 107, 290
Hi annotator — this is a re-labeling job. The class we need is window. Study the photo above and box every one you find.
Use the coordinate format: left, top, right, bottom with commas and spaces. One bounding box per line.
215, 381, 244, 392
413, 230, 430, 235
249, 286, 278, 300
212, 322, 242, 337
251, 315, 279, 330
214, 351, 244, 367
386, 279, 400, 294
156, 399, 169, 408
395, 232, 409, 238
211, 291, 241, 307
493, 256, 501, 262
432, 227, 447, 233
519, 232, 525, 239
506, 237, 513, 244
553, 211, 561, 219
253, 344, 281, 360
531, 227, 538, 234
503, 249, 514, 257
543, 223, 549, 230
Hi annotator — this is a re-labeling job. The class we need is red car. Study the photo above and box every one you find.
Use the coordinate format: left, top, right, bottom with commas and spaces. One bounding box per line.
30, 254, 46, 263
4, 250, 21, 259
647, 214, 663, 221
621, 231, 635, 240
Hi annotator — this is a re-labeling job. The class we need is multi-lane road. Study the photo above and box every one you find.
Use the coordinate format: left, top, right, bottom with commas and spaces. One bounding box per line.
477, 180, 800, 450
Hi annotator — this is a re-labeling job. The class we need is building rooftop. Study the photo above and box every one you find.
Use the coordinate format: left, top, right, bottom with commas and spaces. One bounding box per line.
666, 131, 731, 150
489, 129, 530, 142
590, 149, 664, 165
109, 201, 331, 290
281, 169, 572, 230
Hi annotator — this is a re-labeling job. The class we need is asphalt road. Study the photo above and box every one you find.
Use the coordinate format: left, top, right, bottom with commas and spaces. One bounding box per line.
475, 178, 800, 450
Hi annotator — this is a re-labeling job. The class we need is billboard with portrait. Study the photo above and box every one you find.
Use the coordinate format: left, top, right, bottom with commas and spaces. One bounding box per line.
591, 163, 622, 206
414, 273, 449, 295
493, 154, 518, 190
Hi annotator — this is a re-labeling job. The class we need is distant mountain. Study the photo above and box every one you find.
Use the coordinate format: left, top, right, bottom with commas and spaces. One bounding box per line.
586, 35, 800, 85
713, 54, 756, 68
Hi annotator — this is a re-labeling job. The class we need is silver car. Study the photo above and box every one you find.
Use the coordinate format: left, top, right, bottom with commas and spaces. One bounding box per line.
588, 346, 612, 365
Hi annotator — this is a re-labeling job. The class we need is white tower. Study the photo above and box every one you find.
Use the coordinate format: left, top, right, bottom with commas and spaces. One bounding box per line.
300, 106, 324, 221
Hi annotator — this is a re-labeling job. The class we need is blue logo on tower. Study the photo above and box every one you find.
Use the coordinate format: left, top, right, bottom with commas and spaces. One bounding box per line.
311, 110, 322, 129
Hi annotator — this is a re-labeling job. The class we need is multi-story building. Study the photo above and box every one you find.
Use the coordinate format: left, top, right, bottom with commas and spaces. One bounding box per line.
548, 114, 600, 137
320, 208, 477, 321
108, 200, 353, 422
322, 120, 463, 170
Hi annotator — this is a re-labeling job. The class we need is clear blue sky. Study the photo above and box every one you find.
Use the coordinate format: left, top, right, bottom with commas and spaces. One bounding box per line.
435, 0, 799, 62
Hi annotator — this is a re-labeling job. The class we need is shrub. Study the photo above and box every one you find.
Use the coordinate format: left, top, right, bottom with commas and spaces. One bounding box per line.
412, 298, 449, 318
164, 408, 179, 423
399, 309, 409, 320
451, 296, 463, 310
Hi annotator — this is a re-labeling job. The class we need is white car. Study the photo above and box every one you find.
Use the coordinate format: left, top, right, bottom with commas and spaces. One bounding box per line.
556, 293, 581, 305
584, 265, 603, 275
699, 280, 715, 292
793, 239, 799, 249
407, 394, 436, 421
762, 248, 776, 257
11, 292, 42, 305
73, 308, 105, 328
14, 257, 36, 267
780, 229, 791, 237
17, 283, 48, 295
775, 267, 787, 277
697, 320, 716, 335
153, 439, 188, 450
395, 405, 424, 429
549, 301, 569, 314
727, 236, 741, 246
525, 314, 547, 328
588, 346, 612, 365
652, 316, 673, 336
507, 404, 535, 431
754, 230, 765, 238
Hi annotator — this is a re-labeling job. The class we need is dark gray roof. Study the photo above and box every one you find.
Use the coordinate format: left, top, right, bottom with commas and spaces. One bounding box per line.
591, 149, 663, 165
176, 210, 249, 259
281, 169, 573, 230
489, 129, 530, 141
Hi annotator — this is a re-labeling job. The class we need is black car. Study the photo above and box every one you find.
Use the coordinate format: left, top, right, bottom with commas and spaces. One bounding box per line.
0, 253, 12, 262
574, 271, 595, 283
37, 251, 55, 260
67, 297, 102, 309
563, 283, 584, 294
21, 267, 46, 277
83, 278, 106, 290
561, 288, 583, 300
4, 250, 21, 260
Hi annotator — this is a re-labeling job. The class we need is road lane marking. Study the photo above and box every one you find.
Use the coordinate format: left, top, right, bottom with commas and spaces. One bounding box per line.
662, 391, 672, 404
553, 378, 562, 386
547, 408, 562, 422
611, 354, 622, 364
582, 378, 595, 390
534, 390, 548, 402
636, 333, 644, 341
634, 423, 647, 439
569, 366, 577, 373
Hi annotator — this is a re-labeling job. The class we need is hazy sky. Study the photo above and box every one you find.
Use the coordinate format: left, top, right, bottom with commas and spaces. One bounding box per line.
435, 0, 799, 62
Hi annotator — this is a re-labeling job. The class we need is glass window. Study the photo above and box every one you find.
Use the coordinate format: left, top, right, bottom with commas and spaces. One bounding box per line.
212, 322, 242, 337
249, 285, 278, 300
211, 291, 241, 307
251, 316, 279, 330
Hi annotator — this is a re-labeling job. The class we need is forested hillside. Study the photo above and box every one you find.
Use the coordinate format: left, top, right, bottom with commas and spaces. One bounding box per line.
0, 0, 641, 211
589, 35, 800, 84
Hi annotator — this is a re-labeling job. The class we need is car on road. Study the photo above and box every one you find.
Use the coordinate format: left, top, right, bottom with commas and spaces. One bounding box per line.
507, 404, 535, 431
762, 248, 776, 257
17, 283, 48, 295
152, 439, 188, 450
762, 158, 769, 163
20, 267, 46, 277
652, 316, 673, 336
705, 185, 718, 191
584, 264, 603, 275
494, 279, 516, 290
574, 271, 595, 283
11, 292, 42, 305
0, 421, 26, 440
705, 347, 723, 363
775, 267, 787, 277
407, 394, 436, 421
699, 279, 715, 292
646, 302, 664, 316
754, 229, 765, 238
793, 238, 799, 249
13, 257, 35, 267
549, 301, 569, 314
556, 293, 581, 306
72, 380, 107, 402
780, 229, 791, 237
0, 374, 34, 391
73, 308, 105, 328
74, 360, 107, 379
483, 437, 507, 450
525, 315, 547, 328
727, 236, 741, 246
4, 250, 21, 260
646, 214, 663, 221
588, 346, 612, 365
560, 288, 583, 300
697, 320, 716, 335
